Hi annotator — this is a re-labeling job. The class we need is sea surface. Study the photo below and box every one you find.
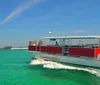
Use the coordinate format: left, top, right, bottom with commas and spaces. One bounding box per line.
0, 50, 100, 85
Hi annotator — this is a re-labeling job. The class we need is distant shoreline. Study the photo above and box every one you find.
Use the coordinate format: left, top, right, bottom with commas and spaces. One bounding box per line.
11, 48, 28, 50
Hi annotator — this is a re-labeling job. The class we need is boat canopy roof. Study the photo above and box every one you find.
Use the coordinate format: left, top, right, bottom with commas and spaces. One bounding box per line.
43, 36, 100, 39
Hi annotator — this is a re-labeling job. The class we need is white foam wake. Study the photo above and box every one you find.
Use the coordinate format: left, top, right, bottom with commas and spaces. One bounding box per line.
30, 58, 50, 65
30, 59, 100, 77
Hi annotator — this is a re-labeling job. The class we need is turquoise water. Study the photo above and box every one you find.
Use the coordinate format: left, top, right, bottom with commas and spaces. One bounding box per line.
0, 50, 100, 85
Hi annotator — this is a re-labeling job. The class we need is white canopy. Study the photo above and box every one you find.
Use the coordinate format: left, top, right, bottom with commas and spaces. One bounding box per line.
43, 36, 100, 39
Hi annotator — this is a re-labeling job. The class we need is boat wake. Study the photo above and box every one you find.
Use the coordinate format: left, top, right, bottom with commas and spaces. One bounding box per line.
30, 59, 100, 77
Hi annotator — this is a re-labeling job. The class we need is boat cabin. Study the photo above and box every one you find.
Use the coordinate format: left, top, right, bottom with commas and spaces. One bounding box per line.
28, 36, 100, 60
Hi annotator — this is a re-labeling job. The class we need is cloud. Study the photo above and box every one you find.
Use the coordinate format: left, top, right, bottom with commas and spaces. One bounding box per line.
54, 30, 85, 34
0, 0, 40, 25
73, 30, 85, 33
47, 29, 86, 37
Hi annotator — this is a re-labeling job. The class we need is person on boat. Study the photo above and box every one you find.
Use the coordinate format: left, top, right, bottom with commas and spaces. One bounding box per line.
55, 41, 59, 46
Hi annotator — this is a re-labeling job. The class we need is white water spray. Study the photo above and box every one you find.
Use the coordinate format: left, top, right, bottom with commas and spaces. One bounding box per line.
30, 59, 100, 77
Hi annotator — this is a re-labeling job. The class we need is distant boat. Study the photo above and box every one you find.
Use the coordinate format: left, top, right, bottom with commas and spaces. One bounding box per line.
28, 36, 100, 68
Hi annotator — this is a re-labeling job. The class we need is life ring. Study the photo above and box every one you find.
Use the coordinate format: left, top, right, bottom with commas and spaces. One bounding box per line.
55, 56, 59, 61
39, 54, 43, 59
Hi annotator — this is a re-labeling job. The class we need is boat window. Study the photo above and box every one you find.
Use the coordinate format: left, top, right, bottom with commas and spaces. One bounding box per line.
50, 39, 56, 41
82, 39, 98, 48
42, 38, 100, 48
48, 39, 61, 46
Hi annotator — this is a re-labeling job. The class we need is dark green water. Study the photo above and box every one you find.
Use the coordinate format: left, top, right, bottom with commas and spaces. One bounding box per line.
0, 50, 100, 85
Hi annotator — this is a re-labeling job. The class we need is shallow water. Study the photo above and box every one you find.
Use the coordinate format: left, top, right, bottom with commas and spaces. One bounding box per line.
0, 50, 100, 85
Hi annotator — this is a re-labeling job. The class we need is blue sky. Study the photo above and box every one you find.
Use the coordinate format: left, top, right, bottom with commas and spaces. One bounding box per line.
0, 0, 100, 47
